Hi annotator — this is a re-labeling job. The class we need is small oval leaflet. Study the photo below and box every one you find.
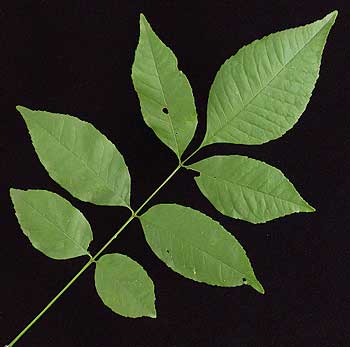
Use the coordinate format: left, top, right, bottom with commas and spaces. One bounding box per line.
16, 106, 131, 207
140, 204, 264, 293
188, 155, 315, 224
10, 189, 93, 259
94, 253, 156, 318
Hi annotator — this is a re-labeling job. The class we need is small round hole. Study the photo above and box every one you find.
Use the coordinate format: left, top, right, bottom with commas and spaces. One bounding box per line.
166, 249, 170, 253
162, 107, 169, 114
242, 278, 247, 284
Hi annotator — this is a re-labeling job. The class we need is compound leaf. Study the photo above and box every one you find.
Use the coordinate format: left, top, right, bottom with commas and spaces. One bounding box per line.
17, 106, 131, 207
132, 14, 197, 158
95, 253, 156, 318
203, 11, 337, 146
140, 204, 264, 294
188, 155, 315, 224
10, 189, 93, 259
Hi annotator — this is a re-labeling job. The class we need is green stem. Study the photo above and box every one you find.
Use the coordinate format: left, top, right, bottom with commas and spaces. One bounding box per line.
7, 147, 203, 346
181, 144, 204, 165
7, 258, 93, 347
134, 163, 182, 216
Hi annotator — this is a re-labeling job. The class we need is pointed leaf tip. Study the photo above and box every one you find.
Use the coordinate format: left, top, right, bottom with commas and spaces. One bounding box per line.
306, 204, 316, 213
251, 279, 265, 294
16, 105, 33, 122
16, 105, 27, 113
327, 10, 338, 20
139, 13, 149, 28
9, 188, 19, 203
321, 10, 338, 27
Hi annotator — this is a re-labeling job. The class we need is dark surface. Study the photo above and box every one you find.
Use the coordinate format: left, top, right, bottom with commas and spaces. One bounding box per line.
1, 1, 349, 346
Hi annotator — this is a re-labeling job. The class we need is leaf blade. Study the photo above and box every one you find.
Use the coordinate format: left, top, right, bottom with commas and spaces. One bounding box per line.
140, 204, 264, 293
17, 106, 131, 207
10, 189, 93, 259
204, 11, 337, 146
188, 155, 315, 224
132, 14, 198, 158
94, 253, 156, 318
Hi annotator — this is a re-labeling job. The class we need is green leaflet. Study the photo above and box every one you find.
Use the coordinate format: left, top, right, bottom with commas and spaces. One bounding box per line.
140, 204, 264, 294
10, 189, 92, 259
94, 254, 156, 318
17, 106, 131, 207
132, 14, 198, 158
188, 155, 315, 224
203, 11, 337, 146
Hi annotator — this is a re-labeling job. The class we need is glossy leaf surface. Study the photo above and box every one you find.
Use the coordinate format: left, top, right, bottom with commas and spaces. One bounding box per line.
203, 11, 337, 146
140, 204, 264, 293
17, 106, 131, 207
95, 253, 156, 318
132, 14, 197, 158
189, 155, 315, 224
10, 189, 93, 259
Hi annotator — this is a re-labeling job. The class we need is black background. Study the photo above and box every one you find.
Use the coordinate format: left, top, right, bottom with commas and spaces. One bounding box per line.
1, 1, 349, 346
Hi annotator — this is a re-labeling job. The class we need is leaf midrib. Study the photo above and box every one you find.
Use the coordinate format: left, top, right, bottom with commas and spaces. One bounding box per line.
196, 171, 308, 210
205, 16, 332, 144
142, 21, 181, 156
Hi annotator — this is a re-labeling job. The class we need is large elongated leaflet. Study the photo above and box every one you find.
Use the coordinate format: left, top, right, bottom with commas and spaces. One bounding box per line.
203, 11, 337, 146
140, 204, 264, 293
188, 155, 315, 224
132, 14, 198, 158
95, 254, 156, 318
17, 106, 131, 207
10, 189, 93, 259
